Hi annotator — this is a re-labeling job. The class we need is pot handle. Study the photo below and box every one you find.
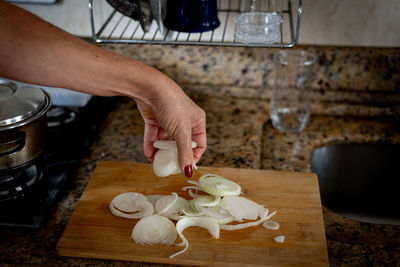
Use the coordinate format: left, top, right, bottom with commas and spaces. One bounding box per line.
0, 132, 26, 156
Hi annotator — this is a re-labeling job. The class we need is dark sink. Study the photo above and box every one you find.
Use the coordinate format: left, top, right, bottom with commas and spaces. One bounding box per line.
310, 143, 400, 225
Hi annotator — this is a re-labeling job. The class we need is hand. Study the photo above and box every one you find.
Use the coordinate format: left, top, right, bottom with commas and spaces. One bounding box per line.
0, 1, 207, 177
136, 76, 206, 178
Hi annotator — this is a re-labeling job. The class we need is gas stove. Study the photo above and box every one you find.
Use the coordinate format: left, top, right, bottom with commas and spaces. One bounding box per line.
0, 96, 114, 228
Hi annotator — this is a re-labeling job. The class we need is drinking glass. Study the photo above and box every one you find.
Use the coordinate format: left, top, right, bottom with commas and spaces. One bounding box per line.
270, 50, 316, 133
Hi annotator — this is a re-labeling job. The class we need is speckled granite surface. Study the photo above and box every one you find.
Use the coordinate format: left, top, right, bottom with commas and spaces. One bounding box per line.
1, 45, 400, 266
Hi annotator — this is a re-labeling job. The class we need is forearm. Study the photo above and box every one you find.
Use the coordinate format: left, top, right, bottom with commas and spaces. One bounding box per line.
0, 1, 165, 105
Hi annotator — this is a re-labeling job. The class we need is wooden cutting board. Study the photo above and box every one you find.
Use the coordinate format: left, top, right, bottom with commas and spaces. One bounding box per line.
57, 161, 329, 266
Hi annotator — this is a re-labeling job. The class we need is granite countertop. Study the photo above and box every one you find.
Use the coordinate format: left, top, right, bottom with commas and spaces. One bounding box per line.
1, 45, 399, 266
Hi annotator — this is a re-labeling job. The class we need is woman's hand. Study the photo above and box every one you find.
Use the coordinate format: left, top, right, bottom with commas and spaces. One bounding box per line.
136, 76, 206, 178
0, 1, 207, 178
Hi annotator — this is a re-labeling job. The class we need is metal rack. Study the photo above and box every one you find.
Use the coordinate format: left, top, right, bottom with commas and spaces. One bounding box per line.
89, 0, 302, 47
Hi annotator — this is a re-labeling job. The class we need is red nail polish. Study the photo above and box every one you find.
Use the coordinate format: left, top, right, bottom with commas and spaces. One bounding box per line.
184, 165, 193, 178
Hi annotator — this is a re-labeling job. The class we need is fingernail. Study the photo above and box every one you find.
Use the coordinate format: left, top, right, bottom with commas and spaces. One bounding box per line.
184, 165, 193, 178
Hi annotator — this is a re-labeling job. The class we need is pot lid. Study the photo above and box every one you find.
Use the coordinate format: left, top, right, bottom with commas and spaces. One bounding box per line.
0, 80, 51, 129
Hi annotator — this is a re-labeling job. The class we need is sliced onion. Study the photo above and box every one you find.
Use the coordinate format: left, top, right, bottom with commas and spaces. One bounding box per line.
156, 193, 187, 219
192, 196, 221, 211
111, 192, 147, 212
200, 206, 235, 224
154, 140, 197, 150
131, 215, 177, 245
146, 194, 166, 208
220, 196, 260, 222
187, 188, 199, 199
153, 148, 180, 177
199, 174, 241, 197
169, 216, 220, 258
187, 180, 200, 186
182, 201, 204, 217
220, 209, 277, 231
155, 193, 178, 214
274, 235, 285, 243
182, 185, 201, 192
263, 220, 280, 230
109, 192, 154, 219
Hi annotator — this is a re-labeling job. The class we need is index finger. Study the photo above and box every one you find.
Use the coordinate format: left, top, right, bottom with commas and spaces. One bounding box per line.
191, 122, 207, 163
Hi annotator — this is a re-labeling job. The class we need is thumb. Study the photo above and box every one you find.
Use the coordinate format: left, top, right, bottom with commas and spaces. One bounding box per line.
174, 129, 194, 178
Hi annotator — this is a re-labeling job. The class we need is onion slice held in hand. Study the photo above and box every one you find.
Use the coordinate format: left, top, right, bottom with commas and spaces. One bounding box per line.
154, 140, 197, 150
153, 141, 198, 177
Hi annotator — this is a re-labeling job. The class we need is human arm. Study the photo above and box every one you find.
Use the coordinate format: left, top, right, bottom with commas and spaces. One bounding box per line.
0, 0, 206, 177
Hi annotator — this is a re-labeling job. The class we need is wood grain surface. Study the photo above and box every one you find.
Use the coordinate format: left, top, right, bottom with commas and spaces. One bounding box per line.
57, 161, 329, 266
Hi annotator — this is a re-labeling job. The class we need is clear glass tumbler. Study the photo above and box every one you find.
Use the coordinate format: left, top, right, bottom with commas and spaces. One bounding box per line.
270, 50, 316, 133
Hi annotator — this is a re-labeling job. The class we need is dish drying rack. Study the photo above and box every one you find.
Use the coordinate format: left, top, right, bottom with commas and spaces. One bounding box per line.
89, 0, 302, 47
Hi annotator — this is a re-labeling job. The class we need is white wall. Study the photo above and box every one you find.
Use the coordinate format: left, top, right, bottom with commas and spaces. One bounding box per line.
299, 0, 400, 47
14, 0, 400, 47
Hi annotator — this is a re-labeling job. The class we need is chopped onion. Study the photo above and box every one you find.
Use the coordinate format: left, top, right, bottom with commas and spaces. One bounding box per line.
220, 196, 260, 222
109, 193, 154, 219
220, 209, 277, 231
131, 215, 177, 245
199, 174, 241, 196
262, 220, 280, 230
274, 235, 285, 243
169, 216, 220, 258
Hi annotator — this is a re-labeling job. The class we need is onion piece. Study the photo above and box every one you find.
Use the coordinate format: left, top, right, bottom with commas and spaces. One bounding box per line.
154, 140, 197, 150
169, 216, 220, 259
192, 196, 221, 211
199, 174, 241, 197
153, 148, 180, 177
187, 180, 200, 186
274, 235, 285, 243
220, 209, 277, 231
111, 192, 147, 212
109, 192, 154, 219
199, 196, 221, 207
182, 201, 204, 217
220, 196, 260, 222
262, 220, 280, 230
182, 185, 201, 192
131, 215, 177, 245
200, 206, 235, 224
146, 194, 166, 208
187, 189, 199, 199
156, 193, 187, 219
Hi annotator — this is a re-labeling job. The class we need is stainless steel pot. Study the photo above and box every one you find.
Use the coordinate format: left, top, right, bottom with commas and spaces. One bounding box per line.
0, 80, 51, 171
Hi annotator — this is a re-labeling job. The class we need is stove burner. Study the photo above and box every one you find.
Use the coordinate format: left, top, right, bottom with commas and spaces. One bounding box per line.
46, 107, 77, 128
0, 96, 114, 228
0, 164, 43, 202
